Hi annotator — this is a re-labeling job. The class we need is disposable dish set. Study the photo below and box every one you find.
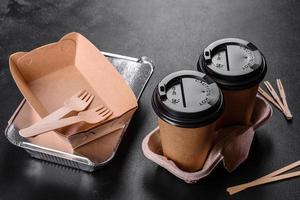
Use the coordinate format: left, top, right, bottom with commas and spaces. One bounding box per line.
5, 33, 298, 194
6, 32, 154, 171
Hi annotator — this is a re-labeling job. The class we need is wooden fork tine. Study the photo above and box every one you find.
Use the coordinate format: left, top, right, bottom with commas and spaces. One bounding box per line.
100, 109, 110, 115
94, 106, 104, 111
85, 95, 94, 103
82, 93, 91, 101
97, 107, 108, 114
75, 89, 85, 97
101, 110, 112, 117
80, 91, 89, 99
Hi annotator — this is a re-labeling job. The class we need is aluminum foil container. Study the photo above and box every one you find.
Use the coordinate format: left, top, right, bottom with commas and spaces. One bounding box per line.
5, 52, 154, 172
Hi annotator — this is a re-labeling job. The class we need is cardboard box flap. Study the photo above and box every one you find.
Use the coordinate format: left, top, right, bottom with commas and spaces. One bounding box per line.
9, 52, 49, 116
61, 32, 137, 117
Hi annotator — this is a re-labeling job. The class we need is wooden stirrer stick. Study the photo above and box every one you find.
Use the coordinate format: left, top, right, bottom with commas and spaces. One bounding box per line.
264, 81, 289, 119
227, 171, 300, 195
227, 160, 300, 195
276, 79, 292, 120
258, 87, 282, 112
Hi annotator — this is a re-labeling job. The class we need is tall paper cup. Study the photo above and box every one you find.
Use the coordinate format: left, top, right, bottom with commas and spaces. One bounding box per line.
198, 38, 267, 128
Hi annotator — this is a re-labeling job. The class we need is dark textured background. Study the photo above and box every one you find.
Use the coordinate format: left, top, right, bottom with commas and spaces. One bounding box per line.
0, 0, 300, 199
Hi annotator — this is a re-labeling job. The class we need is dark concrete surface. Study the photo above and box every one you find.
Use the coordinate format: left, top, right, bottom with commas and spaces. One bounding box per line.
0, 0, 300, 199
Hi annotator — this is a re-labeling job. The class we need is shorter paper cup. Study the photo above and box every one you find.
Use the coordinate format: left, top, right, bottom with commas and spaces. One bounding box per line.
158, 118, 217, 172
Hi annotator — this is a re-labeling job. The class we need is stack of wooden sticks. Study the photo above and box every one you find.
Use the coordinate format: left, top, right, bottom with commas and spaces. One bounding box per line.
258, 79, 293, 120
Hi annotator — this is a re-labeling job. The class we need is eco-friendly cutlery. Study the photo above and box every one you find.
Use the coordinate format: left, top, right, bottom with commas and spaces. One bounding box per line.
40, 90, 94, 123
20, 106, 112, 137
20, 90, 94, 138
36, 90, 92, 123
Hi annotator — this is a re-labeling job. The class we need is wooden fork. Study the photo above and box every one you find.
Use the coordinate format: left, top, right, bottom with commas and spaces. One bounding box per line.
19, 106, 112, 137
40, 89, 95, 124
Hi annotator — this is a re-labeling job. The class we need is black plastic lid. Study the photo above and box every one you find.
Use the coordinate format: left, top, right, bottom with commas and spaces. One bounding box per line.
152, 70, 224, 128
197, 38, 267, 90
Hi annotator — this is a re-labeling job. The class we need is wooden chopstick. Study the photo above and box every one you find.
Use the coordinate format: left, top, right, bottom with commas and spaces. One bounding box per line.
227, 160, 300, 195
276, 79, 293, 120
258, 87, 282, 112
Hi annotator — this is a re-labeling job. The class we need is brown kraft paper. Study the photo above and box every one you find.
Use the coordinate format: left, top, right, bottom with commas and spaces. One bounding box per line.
158, 118, 217, 172
217, 85, 258, 129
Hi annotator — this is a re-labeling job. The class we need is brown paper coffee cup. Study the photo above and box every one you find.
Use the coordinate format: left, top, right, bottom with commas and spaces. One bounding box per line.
217, 85, 258, 128
197, 38, 267, 128
152, 70, 224, 172
158, 118, 217, 172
